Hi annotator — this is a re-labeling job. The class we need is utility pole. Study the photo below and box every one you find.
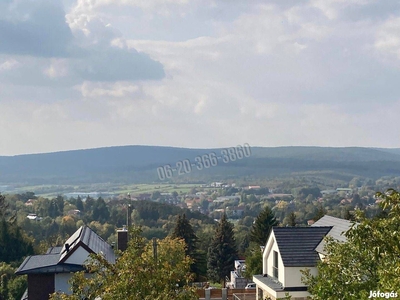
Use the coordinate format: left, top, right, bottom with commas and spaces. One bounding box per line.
126, 204, 131, 228
152, 237, 157, 263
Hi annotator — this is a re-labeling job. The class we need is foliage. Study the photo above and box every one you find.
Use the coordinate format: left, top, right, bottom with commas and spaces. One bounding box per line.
249, 205, 278, 246
0, 262, 27, 300
0, 194, 34, 264
207, 214, 238, 285
302, 188, 400, 299
312, 204, 326, 222
170, 214, 206, 280
287, 212, 296, 226
50, 226, 198, 300
243, 243, 262, 279
92, 197, 110, 224
0, 195, 9, 220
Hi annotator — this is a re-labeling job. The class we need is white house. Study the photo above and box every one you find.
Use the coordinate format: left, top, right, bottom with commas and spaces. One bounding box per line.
16, 226, 116, 300
253, 216, 352, 300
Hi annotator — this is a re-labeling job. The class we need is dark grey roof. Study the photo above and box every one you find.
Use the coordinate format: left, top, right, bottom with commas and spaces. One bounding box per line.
312, 215, 353, 254
254, 274, 308, 292
254, 274, 284, 291
15, 254, 84, 275
59, 226, 115, 264
273, 226, 332, 267
46, 246, 62, 254
17, 254, 59, 272
16, 226, 115, 275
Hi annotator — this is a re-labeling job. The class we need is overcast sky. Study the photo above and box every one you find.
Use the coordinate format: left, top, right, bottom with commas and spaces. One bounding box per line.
1, 0, 400, 155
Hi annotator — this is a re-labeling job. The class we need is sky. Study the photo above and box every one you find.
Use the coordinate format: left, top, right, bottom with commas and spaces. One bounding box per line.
1, 0, 400, 155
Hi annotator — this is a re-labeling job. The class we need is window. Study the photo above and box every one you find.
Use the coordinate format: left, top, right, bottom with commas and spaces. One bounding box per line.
273, 251, 278, 278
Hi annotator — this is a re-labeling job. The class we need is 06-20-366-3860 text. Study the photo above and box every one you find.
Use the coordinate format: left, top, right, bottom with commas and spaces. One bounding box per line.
156, 143, 251, 181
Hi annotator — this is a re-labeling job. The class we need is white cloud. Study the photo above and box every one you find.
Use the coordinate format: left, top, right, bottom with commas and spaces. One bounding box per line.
0, 59, 19, 71
1, 0, 400, 155
375, 17, 400, 60
44, 59, 69, 78
76, 81, 140, 98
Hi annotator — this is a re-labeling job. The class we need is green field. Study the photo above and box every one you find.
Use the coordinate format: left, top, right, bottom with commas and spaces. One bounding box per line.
7, 183, 212, 199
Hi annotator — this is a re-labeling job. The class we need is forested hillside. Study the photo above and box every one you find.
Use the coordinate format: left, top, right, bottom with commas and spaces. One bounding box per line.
1, 146, 400, 185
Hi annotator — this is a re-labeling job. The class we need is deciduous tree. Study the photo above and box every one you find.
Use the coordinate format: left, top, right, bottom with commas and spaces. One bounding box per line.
51, 226, 197, 300
302, 189, 400, 299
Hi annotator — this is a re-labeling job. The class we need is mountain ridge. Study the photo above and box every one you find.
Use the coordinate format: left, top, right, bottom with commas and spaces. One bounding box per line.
1, 145, 400, 185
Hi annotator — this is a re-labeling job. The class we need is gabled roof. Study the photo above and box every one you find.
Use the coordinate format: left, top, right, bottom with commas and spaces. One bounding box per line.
15, 254, 85, 274
59, 226, 115, 264
16, 226, 115, 275
312, 215, 353, 254
273, 226, 332, 267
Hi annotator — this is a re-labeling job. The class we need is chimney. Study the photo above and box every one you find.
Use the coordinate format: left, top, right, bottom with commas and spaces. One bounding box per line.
117, 225, 128, 252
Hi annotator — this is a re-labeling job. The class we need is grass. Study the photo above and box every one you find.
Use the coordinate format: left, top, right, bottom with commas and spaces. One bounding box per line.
10, 183, 212, 199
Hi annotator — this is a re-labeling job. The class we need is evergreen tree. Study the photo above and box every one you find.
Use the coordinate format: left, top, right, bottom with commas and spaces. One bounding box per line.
76, 196, 84, 212
92, 198, 110, 224
0, 194, 34, 264
313, 204, 326, 222
207, 214, 238, 286
288, 211, 296, 226
170, 214, 205, 280
0, 194, 8, 220
249, 205, 278, 246
171, 214, 198, 256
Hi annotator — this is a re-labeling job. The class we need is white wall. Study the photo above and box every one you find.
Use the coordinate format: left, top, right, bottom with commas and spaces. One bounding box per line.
55, 273, 73, 294
64, 246, 89, 265
283, 266, 317, 287
263, 232, 285, 284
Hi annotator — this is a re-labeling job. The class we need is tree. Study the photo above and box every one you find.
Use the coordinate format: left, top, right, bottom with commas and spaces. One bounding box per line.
76, 196, 84, 212
243, 243, 263, 279
249, 205, 278, 246
302, 189, 400, 299
312, 204, 326, 222
170, 214, 204, 279
0, 194, 33, 264
0, 194, 9, 220
343, 208, 354, 221
287, 211, 296, 226
51, 226, 197, 300
92, 197, 110, 224
207, 214, 238, 286
0, 262, 27, 300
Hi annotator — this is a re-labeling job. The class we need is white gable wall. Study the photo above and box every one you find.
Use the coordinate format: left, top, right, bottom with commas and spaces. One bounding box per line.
263, 232, 285, 285
64, 246, 90, 265
284, 266, 317, 287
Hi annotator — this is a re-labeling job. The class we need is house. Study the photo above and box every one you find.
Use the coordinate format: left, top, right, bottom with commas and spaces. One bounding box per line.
311, 215, 352, 258
25, 199, 36, 206
228, 260, 252, 289
26, 214, 38, 220
253, 216, 352, 300
16, 226, 116, 300
248, 185, 261, 190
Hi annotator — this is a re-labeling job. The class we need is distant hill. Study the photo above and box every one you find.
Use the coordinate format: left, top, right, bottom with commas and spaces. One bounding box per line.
1, 145, 400, 185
